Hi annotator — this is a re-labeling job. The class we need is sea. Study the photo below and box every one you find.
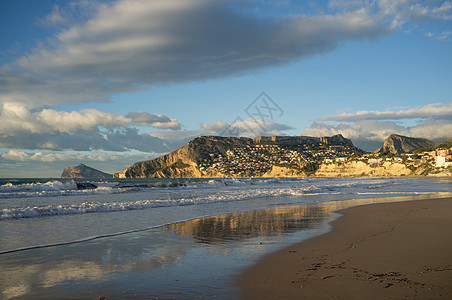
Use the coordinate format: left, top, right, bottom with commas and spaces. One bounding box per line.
0, 177, 451, 299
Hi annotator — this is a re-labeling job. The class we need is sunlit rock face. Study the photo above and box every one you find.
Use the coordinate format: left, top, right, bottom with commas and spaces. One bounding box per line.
61, 163, 112, 179
114, 134, 362, 178
374, 134, 436, 155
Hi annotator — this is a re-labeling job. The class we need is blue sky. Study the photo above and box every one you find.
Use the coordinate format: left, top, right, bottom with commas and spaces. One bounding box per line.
1, 0, 451, 177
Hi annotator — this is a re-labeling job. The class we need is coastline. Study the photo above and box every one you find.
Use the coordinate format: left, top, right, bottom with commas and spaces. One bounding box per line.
2, 183, 452, 299
238, 197, 452, 299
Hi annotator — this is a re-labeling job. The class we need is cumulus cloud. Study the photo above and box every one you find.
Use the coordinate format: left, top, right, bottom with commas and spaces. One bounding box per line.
202, 118, 293, 137
125, 112, 180, 130
1, 0, 451, 158
303, 102, 452, 151
0, 104, 180, 136
0, 149, 162, 176
320, 102, 452, 122
0, 104, 182, 151
1, 150, 121, 163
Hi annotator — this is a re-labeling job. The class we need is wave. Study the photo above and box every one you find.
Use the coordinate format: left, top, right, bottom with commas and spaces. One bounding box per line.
0, 178, 285, 199
0, 180, 189, 199
0, 188, 308, 220
0, 177, 396, 199
0, 178, 397, 220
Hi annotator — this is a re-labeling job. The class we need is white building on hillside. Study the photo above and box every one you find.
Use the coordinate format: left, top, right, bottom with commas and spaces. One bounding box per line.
435, 156, 452, 167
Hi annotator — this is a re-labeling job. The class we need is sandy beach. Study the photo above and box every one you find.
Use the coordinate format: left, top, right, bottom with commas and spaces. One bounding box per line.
239, 197, 452, 299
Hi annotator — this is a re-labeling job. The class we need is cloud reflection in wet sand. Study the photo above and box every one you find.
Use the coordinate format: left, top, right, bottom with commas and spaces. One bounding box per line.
1, 193, 450, 299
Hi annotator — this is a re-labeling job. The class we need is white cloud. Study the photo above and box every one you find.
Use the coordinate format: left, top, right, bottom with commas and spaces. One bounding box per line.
202, 118, 293, 137
320, 102, 452, 122
409, 119, 452, 139
303, 120, 410, 141
0, 104, 180, 137
1, 0, 392, 108
425, 30, 451, 41
302, 102, 452, 151
37, 1, 105, 28
0, 104, 183, 152
377, 0, 452, 28
149, 129, 205, 141
0, 150, 118, 163
0, 149, 164, 164
0, 149, 164, 176
125, 112, 180, 130
2, 1, 450, 109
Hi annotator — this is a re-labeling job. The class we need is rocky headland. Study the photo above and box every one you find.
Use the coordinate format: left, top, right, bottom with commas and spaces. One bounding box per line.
114, 134, 452, 178
63, 134, 452, 179
114, 134, 361, 178
374, 134, 436, 154
61, 163, 112, 179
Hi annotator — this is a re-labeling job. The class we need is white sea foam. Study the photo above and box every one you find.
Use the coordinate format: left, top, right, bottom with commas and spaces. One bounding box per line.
2, 177, 448, 255
0, 180, 136, 199
0, 178, 397, 220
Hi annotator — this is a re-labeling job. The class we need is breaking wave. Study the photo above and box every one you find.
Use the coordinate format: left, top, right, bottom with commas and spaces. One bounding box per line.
0, 178, 398, 220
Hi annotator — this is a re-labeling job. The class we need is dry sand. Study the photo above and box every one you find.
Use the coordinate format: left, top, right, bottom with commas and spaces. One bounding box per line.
239, 197, 452, 299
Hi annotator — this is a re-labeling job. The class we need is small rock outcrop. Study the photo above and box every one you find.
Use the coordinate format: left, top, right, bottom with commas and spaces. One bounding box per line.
61, 164, 112, 179
374, 134, 436, 155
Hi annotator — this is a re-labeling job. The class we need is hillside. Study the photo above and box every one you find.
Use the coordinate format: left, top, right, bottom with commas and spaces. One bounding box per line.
374, 134, 436, 154
114, 134, 362, 178
61, 163, 112, 179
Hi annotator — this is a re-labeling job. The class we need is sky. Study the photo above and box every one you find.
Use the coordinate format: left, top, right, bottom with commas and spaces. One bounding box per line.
1, 0, 451, 177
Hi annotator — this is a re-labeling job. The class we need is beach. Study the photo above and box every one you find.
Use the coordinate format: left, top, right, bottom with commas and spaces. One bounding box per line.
239, 197, 452, 299
1, 178, 452, 299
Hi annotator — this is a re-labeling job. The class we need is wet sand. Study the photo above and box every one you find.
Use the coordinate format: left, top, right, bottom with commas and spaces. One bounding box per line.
239, 197, 452, 299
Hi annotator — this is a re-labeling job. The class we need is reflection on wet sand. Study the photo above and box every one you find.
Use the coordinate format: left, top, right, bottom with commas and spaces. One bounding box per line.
166, 205, 331, 243
0, 230, 189, 299
165, 193, 452, 244
1, 193, 451, 299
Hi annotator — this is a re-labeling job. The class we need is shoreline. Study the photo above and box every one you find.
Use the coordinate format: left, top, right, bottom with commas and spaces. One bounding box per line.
238, 197, 452, 299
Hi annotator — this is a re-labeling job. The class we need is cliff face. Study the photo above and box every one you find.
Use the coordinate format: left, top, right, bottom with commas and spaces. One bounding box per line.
262, 166, 306, 177
114, 136, 253, 178
316, 160, 451, 177
316, 161, 412, 177
61, 164, 112, 179
374, 134, 435, 154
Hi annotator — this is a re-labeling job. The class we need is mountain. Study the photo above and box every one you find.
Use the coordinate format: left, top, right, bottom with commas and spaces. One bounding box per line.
374, 134, 436, 154
114, 134, 363, 178
61, 163, 112, 179
436, 137, 452, 147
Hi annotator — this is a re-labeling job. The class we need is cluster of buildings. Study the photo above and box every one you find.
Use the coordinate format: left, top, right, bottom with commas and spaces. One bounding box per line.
425, 148, 452, 167
198, 142, 358, 176
331, 147, 452, 169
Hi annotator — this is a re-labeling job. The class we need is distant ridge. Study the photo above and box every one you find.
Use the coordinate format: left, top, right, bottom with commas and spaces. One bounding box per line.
374, 134, 436, 154
61, 163, 112, 179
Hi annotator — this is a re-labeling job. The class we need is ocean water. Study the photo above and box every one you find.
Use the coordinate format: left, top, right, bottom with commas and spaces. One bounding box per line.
1, 177, 451, 254
1, 177, 451, 299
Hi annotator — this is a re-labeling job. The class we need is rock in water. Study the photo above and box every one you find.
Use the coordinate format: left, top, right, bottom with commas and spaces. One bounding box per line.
61, 164, 112, 179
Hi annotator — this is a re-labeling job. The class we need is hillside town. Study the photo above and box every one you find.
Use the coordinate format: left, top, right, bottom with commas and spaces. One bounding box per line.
323, 146, 452, 175
198, 140, 361, 177
197, 138, 452, 178
109, 134, 452, 179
